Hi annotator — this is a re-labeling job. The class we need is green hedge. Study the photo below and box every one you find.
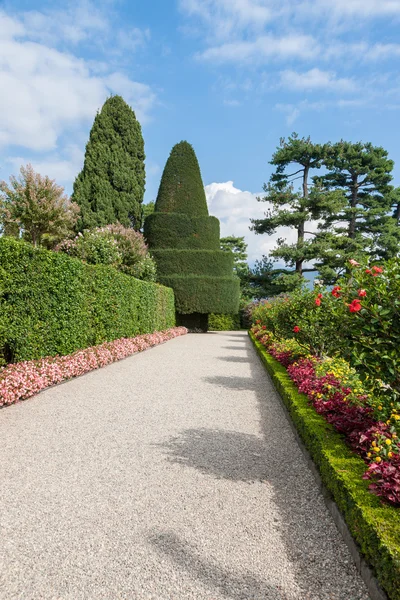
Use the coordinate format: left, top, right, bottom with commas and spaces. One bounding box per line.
152, 249, 234, 277
158, 275, 240, 314
144, 213, 220, 250
209, 313, 240, 331
249, 332, 400, 600
0, 238, 175, 364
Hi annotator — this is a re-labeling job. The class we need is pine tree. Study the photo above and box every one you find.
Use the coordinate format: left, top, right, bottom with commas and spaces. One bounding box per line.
251, 134, 342, 282
144, 141, 240, 331
314, 141, 397, 280
72, 95, 145, 230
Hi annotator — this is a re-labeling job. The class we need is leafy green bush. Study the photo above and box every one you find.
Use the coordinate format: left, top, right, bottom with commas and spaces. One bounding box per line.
209, 313, 240, 331
251, 258, 400, 413
0, 237, 174, 364
56, 224, 157, 282
251, 290, 345, 357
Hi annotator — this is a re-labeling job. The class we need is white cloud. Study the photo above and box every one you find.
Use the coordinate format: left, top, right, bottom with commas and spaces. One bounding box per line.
205, 181, 298, 263
18, 2, 109, 47
4, 144, 85, 188
0, 8, 156, 152
198, 34, 318, 64
179, 0, 275, 39
280, 68, 356, 92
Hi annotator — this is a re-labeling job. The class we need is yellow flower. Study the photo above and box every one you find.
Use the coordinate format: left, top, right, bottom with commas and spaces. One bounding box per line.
388, 452, 393, 459
385, 439, 392, 446
373, 447, 381, 453
372, 441, 376, 447
367, 452, 372, 458
378, 406, 383, 410
375, 457, 382, 463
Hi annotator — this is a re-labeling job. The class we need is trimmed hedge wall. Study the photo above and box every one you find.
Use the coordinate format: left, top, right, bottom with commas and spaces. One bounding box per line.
250, 332, 400, 600
144, 213, 220, 250
158, 275, 239, 315
209, 313, 241, 331
151, 249, 234, 277
0, 238, 175, 364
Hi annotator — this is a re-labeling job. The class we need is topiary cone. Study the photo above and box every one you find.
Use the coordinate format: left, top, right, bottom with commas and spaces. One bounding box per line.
144, 141, 239, 331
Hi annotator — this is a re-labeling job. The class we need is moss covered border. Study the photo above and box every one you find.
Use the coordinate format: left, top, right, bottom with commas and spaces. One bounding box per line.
249, 331, 400, 600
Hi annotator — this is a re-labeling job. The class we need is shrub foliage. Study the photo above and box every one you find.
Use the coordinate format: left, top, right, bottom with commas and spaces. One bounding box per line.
209, 313, 240, 331
56, 224, 157, 281
0, 238, 174, 364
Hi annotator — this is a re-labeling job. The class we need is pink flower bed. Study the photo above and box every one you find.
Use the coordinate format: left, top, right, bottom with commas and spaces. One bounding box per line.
0, 327, 187, 408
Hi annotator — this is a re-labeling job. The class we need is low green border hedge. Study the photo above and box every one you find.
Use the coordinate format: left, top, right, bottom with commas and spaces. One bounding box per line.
249, 331, 400, 600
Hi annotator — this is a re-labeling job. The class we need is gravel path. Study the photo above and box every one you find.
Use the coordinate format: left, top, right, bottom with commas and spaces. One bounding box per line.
0, 331, 370, 600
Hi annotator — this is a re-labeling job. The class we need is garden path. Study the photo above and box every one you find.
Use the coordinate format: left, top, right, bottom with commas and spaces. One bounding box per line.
0, 331, 369, 599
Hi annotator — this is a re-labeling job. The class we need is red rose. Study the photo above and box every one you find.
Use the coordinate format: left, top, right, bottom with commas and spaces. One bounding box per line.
349, 299, 362, 313
293, 326, 300, 333
358, 289, 367, 297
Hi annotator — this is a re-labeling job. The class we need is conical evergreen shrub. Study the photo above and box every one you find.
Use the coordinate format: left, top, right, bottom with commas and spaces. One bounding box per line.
144, 141, 240, 331
73, 95, 145, 230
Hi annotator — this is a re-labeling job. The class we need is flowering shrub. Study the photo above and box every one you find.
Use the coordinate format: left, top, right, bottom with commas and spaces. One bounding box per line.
0, 327, 187, 408
56, 224, 157, 282
252, 324, 400, 506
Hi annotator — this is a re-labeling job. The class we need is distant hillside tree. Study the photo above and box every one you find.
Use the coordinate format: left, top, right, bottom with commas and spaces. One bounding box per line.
72, 95, 145, 231
144, 141, 239, 331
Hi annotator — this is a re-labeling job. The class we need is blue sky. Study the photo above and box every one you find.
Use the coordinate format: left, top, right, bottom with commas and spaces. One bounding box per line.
1, 0, 400, 261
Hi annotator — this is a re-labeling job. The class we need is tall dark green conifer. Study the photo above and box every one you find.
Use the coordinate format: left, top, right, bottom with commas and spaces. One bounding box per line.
73, 95, 145, 230
144, 141, 239, 331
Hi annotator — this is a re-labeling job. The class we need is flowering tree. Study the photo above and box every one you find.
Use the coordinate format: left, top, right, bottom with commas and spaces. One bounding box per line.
0, 164, 79, 247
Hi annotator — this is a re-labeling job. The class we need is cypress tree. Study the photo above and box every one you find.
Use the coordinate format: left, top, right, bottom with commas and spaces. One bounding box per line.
72, 95, 145, 230
144, 141, 239, 331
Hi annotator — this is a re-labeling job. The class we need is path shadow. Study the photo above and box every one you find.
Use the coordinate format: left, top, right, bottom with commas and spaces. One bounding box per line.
148, 530, 286, 600
222, 345, 250, 351
217, 356, 251, 364
203, 375, 257, 392
157, 428, 269, 481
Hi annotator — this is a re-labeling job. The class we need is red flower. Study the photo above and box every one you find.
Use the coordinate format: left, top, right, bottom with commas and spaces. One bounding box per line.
293, 326, 301, 333
262, 325, 266, 330
365, 269, 372, 275
349, 299, 362, 313
315, 298, 321, 306
358, 289, 367, 297
331, 286, 341, 298
372, 266, 383, 276
317, 293, 323, 298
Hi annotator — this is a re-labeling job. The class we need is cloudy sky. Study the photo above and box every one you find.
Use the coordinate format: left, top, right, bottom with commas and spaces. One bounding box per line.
1, 0, 400, 262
